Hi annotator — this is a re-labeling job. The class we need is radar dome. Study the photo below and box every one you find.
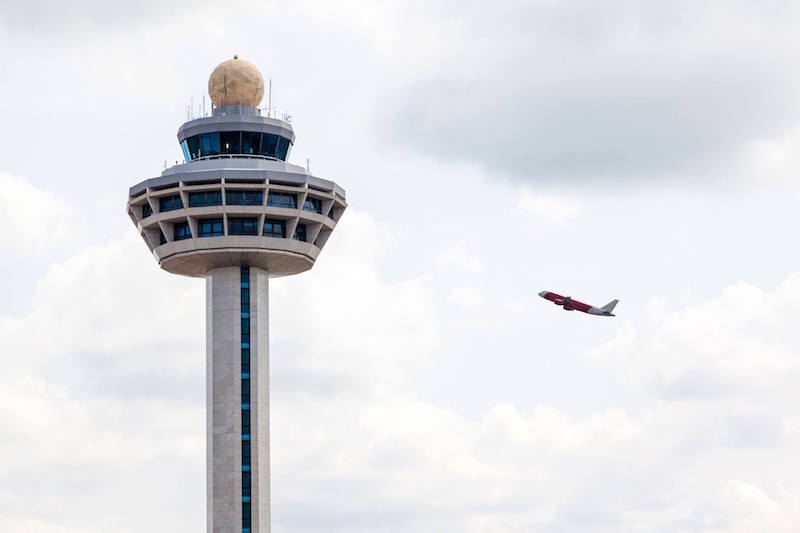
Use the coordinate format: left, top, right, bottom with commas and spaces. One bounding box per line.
208, 55, 265, 108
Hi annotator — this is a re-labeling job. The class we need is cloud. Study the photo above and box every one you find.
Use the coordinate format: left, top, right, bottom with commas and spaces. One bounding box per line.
375, 0, 800, 184
0, 173, 76, 256
590, 274, 800, 398
516, 189, 582, 226
2, 199, 800, 532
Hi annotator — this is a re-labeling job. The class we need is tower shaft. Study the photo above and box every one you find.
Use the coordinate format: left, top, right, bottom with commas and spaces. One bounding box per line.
207, 267, 270, 532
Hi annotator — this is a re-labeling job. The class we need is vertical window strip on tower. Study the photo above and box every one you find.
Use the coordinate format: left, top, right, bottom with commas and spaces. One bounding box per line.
240, 267, 252, 533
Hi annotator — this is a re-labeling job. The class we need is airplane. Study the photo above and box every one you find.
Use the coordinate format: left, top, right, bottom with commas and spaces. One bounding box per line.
538, 291, 618, 317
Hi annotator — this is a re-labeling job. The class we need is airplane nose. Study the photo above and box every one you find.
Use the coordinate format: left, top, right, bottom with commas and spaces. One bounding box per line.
538, 291, 547, 298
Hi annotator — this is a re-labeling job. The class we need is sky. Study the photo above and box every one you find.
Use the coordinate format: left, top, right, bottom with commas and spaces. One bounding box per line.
1, 1, 800, 531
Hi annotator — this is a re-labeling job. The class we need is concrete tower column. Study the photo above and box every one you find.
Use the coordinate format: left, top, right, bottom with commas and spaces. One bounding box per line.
207, 267, 270, 532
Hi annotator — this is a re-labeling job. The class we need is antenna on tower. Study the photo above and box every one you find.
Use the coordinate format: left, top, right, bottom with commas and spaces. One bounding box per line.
268, 77, 272, 118
190, 96, 194, 120
203, 95, 206, 117
306, 158, 311, 173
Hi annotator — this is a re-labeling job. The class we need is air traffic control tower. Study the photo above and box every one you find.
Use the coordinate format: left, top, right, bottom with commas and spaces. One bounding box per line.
126, 56, 346, 532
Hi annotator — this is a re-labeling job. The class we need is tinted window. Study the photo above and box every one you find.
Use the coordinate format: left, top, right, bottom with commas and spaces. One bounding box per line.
260, 134, 279, 158
241, 132, 261, 154
180, 140, 191, 162
267, 192, 296, 209
293, 224, 306, 242
263, 219, 285, 238
241, 348, 250, 374
226, 190, 262, 206
188, 191, 222, 207
277, 136, 290, 160
186, 135, 201, 159
199, 133, 221, 157
173, 222, 191, 241
303, 197, 323, 214
198, 218, 224, 237
159, 195, 183, 212
142, 203, 153, 218
229, 217, 259, 236
183, 132, 290, 160
220, 131, 241, 154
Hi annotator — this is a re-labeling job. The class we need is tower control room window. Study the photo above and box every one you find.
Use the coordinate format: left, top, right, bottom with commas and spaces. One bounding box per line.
197, 218, 224, 237
199, 132, 221, 157
181, 132, 291, 161
226, 190, 262, 206
188, 190, 222, 207
220, 131, 241, 154
277, 137, 291, 160
263, 219, 285, 238
241, 132, 261, 154
267, 192, 296, 209
260, 134, 279, 158
159, 194, 183, 212
228, 217, 259, 236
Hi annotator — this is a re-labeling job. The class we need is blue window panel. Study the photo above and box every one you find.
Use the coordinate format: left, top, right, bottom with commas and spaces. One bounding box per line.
241, 131, 261, 154
260, 134, 279, 158
242, 464, 251, 472
199, 132, 221, 157
220, 131, 241, 154
142, 203, 153, 218
197, 218, 223, 237
242, 496, 251, 503
243, 502, 252, 530
267, 192, 296, 209
226, 190, 263, 206
159, 195, 183, 212
188, 191, 222, 207
277, 136, 290, 160
263, 219, 286, 238
186, 135, 201, 160
241, 373, 250, 379
293, 224, 307, 242
229, 217, 259, 236
173, 222, 191, 241
303, 197, 323, 214
180, 140, 191, 162
241, 342, 250, 349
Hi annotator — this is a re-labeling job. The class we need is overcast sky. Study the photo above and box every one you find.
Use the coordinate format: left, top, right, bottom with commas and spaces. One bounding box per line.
1, 1, 800, 532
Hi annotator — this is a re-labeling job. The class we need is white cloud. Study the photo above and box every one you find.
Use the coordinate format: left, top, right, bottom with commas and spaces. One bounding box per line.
0, 173, 75, 255
516, 189, 582, 226
2, 198, 800, 533
590, 275, 800, 398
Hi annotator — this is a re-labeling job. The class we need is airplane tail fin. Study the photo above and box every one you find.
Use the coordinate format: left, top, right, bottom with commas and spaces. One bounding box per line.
601, 299, 618, 313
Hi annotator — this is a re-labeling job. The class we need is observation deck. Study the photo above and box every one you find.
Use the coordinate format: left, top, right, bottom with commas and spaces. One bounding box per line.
127, 77, 346, 278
